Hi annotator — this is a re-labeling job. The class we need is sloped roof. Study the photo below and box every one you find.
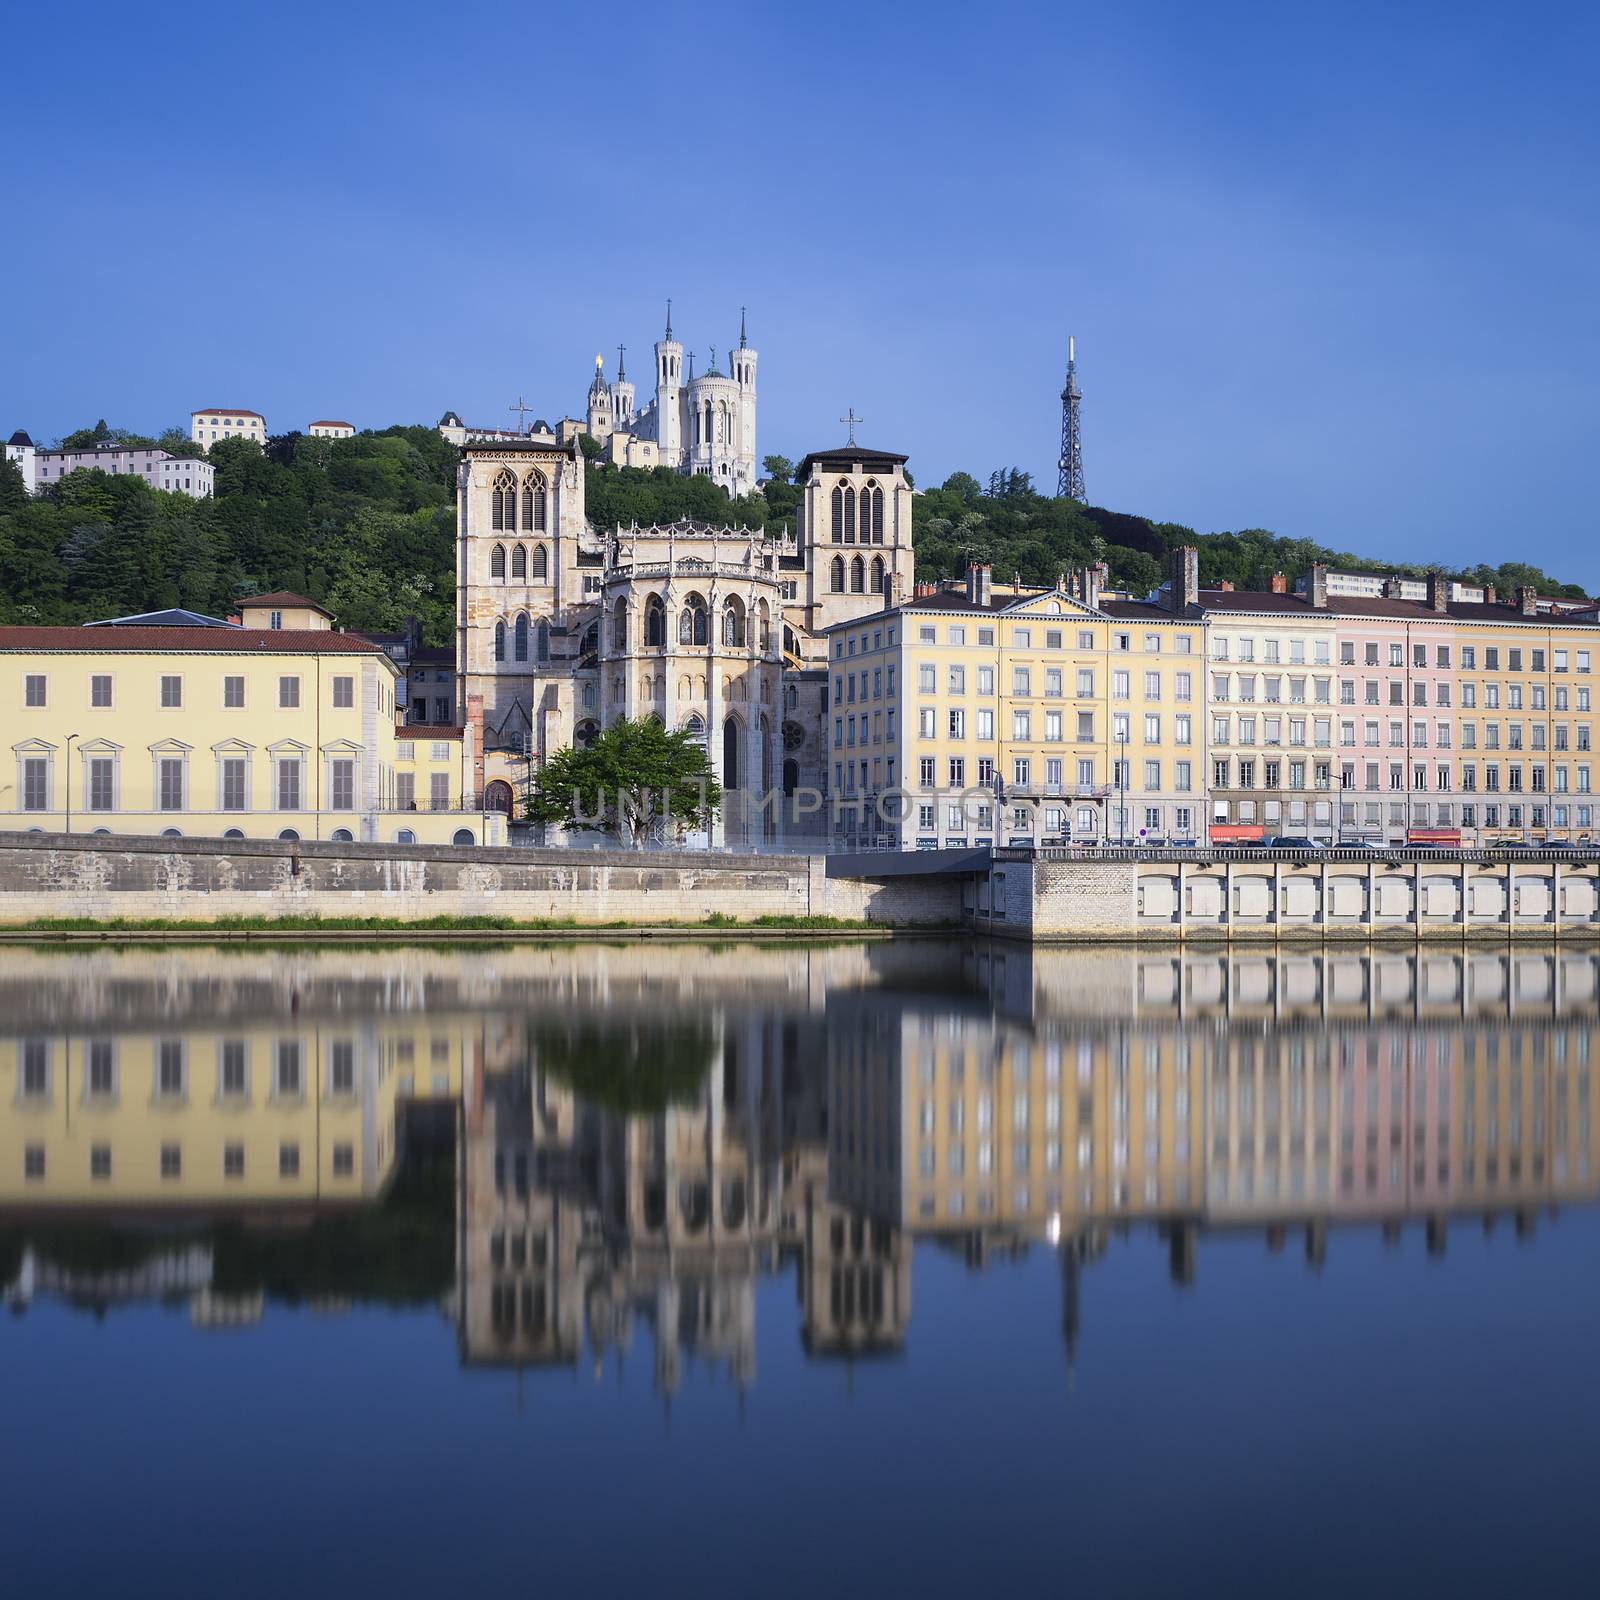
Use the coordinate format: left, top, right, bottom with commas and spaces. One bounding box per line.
797, 442, 910, 477
234, 590, 334, 616
0, 626, 387, 656
86, 607, 239, 628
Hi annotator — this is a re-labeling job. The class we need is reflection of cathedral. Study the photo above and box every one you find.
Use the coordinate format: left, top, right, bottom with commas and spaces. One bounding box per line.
6, 945, 1600, 1387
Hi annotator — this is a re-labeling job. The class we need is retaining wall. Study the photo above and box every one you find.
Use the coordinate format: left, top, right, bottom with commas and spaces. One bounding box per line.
0, 832, 960, 927
968, 852, 1600, 941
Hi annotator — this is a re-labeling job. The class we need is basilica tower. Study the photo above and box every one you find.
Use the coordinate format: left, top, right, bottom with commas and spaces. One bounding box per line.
731, 307, 758, 489
654, 301, 684, 467
586, 356, 612, 440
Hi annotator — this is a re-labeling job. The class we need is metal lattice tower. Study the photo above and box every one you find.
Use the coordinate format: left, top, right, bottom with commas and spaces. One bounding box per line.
1057, 334, 1085, 500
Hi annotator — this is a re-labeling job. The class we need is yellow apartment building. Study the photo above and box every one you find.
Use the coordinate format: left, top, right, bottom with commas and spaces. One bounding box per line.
1, 620, 504, 845
825, 560, 1205, 849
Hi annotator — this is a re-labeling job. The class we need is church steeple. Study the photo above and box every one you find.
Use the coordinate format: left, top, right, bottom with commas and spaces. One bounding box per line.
665, 298, 673, 340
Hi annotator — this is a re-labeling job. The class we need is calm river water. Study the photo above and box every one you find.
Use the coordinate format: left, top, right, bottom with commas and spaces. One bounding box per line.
3, 939, 1598, 1596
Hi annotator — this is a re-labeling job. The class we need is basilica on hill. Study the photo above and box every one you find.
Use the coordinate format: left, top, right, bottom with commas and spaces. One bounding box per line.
446, 381, 917, 839
582, 304, 760, 497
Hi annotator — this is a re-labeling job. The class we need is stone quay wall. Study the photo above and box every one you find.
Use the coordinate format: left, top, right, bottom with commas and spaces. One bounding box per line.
0, 833, 960, 928
967, 850, 1600, 942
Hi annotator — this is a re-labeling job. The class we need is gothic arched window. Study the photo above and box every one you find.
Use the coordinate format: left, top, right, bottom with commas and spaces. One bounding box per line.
612, 597, 628, 650
494, 621, 506, 662
531, 544, 548, 580
645, 595, 665, 647
843, 485, 856, 543
514, 615, 529, 662
864, 482, 884, 544
522, 471, 547, 531
723, 717, 741, 789
830, 486, 842, 541
492, 468, 516, 531
679, 594, 708, 646
850, 556, 865, 593
537, 619, 551, 662
722, 598, 744, 648
511, 544, 526, 579
831, 557, 845, 593
871, 556, 886, 595
490, 544, 506, 580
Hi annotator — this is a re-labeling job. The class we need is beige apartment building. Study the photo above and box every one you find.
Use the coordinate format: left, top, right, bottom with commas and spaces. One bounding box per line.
824, 554, 1207, 850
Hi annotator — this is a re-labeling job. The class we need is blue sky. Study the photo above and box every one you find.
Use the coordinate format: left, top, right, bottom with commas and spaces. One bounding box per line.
3, 0, 1597, 584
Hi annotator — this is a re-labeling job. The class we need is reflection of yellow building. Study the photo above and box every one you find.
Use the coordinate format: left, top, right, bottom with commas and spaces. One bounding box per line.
1, 1017, 466, 1207
1, 617, 503, 845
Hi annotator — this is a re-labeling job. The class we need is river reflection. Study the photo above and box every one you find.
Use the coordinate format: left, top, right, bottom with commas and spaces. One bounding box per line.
3, 941, 1594, 1379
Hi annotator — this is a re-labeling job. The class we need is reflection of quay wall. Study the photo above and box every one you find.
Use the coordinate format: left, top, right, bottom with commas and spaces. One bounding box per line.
826, 998, 1600, 1246
0, 1017, 466, 1206
980, 946, 1600, 1026
975, 854, 1600, 940
0, 833, 957, 926
0, 940, 969, 1035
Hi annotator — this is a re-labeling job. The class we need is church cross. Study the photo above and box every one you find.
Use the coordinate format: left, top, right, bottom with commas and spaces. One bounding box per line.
509, 395, 537, 434
840, 408, 864, 445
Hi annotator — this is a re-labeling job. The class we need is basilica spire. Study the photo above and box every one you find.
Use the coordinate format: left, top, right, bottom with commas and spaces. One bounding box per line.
665, 298, 673, 340
738, 305, 748, 348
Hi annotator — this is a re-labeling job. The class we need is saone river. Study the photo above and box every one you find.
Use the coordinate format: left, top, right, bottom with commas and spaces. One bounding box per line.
3, 938, 1598, 1596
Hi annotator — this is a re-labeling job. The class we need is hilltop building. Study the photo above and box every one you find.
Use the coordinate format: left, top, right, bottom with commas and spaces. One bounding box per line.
190, 408, 266, 448
6, 432, 213, 499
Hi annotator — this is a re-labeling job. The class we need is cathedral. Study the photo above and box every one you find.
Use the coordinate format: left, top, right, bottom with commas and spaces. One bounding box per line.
450, 413, 916, 842
583, 305, 759, 497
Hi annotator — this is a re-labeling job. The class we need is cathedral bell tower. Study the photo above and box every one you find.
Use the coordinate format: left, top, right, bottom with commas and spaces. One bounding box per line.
654, 299, 684, 467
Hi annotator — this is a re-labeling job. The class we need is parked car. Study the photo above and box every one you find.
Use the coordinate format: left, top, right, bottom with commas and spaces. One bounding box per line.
1335, 839, 1387, 852
1268, 835, 1324, 851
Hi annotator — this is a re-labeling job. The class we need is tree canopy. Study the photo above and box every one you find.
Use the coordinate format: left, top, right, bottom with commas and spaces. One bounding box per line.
526, 716, 722, 845
0, 422, 1587, 641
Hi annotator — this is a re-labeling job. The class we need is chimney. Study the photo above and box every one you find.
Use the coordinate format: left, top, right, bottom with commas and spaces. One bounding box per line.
1517, 584, 1538, 616
1484, 583, 1497, 605
1218, 579, 1235, 592
1308, 562, 1328, 609
1426, 570, 1448, 613
1083, 565, 1101, 610
966, 561, 992, 608
1169, 545, 1199, 614
1383, 576, 1405, 600
883, 571, 902, 612
1269, 571, 1287, 594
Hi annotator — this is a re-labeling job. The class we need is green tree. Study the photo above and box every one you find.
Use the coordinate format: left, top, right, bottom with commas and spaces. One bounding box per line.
529, 1017, 714, 1112
527, 717, 721, 846
762, 454, 794, 483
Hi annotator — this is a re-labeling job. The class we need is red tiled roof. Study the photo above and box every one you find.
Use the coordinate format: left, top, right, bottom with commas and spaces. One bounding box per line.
234, 590, 333, 615
396, 724, 465, 740
308, 420, 353, 428
0, 626, 386, 654
192, 408, 263, 418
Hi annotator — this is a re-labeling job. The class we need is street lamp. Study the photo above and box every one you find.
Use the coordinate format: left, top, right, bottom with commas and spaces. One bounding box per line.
64, 733, 79, 834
